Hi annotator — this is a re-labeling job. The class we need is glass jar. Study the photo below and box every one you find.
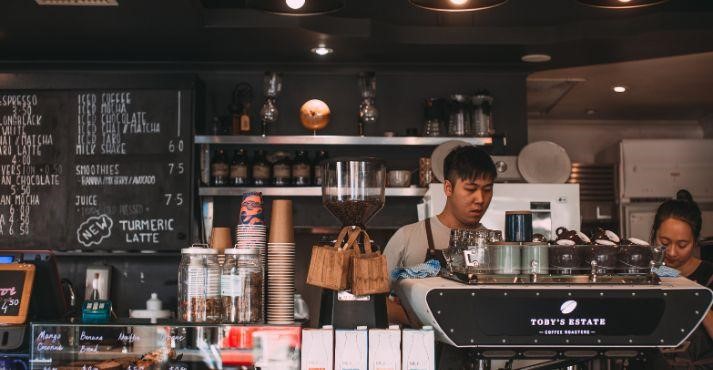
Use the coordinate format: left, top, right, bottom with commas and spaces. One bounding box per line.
312, 150, 329, 186
471, 92, 494, 137
291, 150, 311, 186
272, 153, 292, 186
210, 149, 229, 186
229, 149, 250, 186
221, 248, 264, 324
252, 150, 271, 186
423, 98, 443, 137
178, 244, 221, 322
447, 94, 470, 137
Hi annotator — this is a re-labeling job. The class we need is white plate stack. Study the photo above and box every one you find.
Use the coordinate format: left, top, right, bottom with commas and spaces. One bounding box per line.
266, 199, 296, 325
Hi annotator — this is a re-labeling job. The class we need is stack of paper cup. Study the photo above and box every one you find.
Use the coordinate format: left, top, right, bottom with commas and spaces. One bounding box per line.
236, 192, 267, 265
267, 199, 296, 324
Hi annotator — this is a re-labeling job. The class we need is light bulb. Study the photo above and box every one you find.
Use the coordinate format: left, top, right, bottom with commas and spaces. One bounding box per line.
450, 0, 468, 5
612, 85, 627, 93
311, 46, 333, 56
285, 0, 305, 10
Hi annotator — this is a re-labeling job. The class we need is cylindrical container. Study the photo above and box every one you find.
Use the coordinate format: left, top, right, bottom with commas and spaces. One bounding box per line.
221, 248, 263, 324
521, 242, 549, 274
447, 94, 470, 137
178, 244, 220, 322
548, 245, 583, 275
492, 242, 521, 274
505, 211, 533, 242
586, 245, 619, 275
418, 157, 434, 187
464, 230, 491, 274
617, 245, 654, 274
471, 93, 494, 137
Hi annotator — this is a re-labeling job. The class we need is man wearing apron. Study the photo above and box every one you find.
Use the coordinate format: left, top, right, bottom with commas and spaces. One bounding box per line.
383, 145, 497, 368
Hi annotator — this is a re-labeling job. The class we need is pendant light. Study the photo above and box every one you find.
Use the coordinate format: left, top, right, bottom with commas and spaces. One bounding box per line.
577, 0, 669, 9
409, 0, 508, 12
247, 0, 344, 16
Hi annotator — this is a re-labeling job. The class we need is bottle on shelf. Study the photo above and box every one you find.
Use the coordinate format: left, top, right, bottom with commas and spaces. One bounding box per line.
231, 82, 254, 135
252, 150, 271, 186
291, 150, 311, 186
272, 152, 292, 186
210, 149, 229, 186
313, 150, 329, 186
229, 149, 250, 186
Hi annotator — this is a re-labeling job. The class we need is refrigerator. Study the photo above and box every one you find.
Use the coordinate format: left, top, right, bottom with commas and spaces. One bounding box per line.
418, 183, 581, 241
596, 139, 713, 240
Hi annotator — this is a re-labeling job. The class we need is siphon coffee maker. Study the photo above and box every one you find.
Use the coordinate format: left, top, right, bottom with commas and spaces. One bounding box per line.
319, 157, 388, 328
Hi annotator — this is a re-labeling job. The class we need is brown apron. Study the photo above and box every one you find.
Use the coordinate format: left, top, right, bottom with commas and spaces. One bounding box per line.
424, 217, 437, 263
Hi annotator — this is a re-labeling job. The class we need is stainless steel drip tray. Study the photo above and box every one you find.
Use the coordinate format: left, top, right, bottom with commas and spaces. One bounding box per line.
446, 272, 660, 285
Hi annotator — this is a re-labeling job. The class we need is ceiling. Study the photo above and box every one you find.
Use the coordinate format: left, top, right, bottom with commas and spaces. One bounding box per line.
1, 0, 712, 121
528, 51, 713, 120
0, 0, 712, 69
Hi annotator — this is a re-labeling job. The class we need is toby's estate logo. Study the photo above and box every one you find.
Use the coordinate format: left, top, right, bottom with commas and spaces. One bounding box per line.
530, 300, 606, 328
560, 300, 577, 315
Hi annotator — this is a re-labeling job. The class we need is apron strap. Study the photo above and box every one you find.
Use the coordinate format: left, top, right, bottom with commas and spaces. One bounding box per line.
425, 218, 437, 263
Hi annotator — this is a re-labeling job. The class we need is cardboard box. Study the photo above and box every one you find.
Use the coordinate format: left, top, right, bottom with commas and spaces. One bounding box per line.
401, 327, 435, 370
335, 327, 368, 370
302, 327, 334, 370
368, 326, 401, 370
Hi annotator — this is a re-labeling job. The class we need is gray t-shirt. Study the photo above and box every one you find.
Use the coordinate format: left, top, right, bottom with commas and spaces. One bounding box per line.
383, 216, 452, 279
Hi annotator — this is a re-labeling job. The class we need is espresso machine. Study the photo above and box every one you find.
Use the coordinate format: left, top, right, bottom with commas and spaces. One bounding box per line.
318, 157, 389, 329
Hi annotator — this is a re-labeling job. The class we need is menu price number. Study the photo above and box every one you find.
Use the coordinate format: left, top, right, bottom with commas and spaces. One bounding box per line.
0, 205, 31, 236
0, 297, 20, 314
167, 162, 184, 175
164, 193, 184, 207
168, 140, 184, 153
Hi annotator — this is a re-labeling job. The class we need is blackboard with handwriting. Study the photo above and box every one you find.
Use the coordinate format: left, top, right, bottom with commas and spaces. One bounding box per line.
0, 88, 193, 251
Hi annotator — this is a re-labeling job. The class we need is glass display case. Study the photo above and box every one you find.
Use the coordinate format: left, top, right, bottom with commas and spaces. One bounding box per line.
30, 321, 301, 370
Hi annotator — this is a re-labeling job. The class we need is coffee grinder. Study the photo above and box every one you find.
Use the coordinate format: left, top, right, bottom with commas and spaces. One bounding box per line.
319, 157, 388, 328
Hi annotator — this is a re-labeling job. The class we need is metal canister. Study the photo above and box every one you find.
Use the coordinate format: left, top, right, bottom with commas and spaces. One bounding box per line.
505, 211, 533, 242
491, 242, 521, 274
463, 230, 491, 274
521, 242, 549, 274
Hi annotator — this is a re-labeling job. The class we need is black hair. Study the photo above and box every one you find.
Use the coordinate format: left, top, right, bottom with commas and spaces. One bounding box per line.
443, 145, 497, 184
650, 189, 702, 243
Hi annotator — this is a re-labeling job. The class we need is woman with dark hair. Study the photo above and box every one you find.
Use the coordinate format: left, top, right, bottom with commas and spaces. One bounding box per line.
652, 190, 713, 368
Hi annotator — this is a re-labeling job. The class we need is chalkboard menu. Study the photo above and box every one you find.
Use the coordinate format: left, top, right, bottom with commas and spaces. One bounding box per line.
0, 263, 35, 324
0, 88, 192, 251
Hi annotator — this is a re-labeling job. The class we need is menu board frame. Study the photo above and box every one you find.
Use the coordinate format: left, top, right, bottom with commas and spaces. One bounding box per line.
0, 263, 36, 324
0, 73, 197, 251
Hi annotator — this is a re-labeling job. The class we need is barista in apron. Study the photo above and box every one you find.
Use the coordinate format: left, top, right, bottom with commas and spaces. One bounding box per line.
383, 146, 497, 369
